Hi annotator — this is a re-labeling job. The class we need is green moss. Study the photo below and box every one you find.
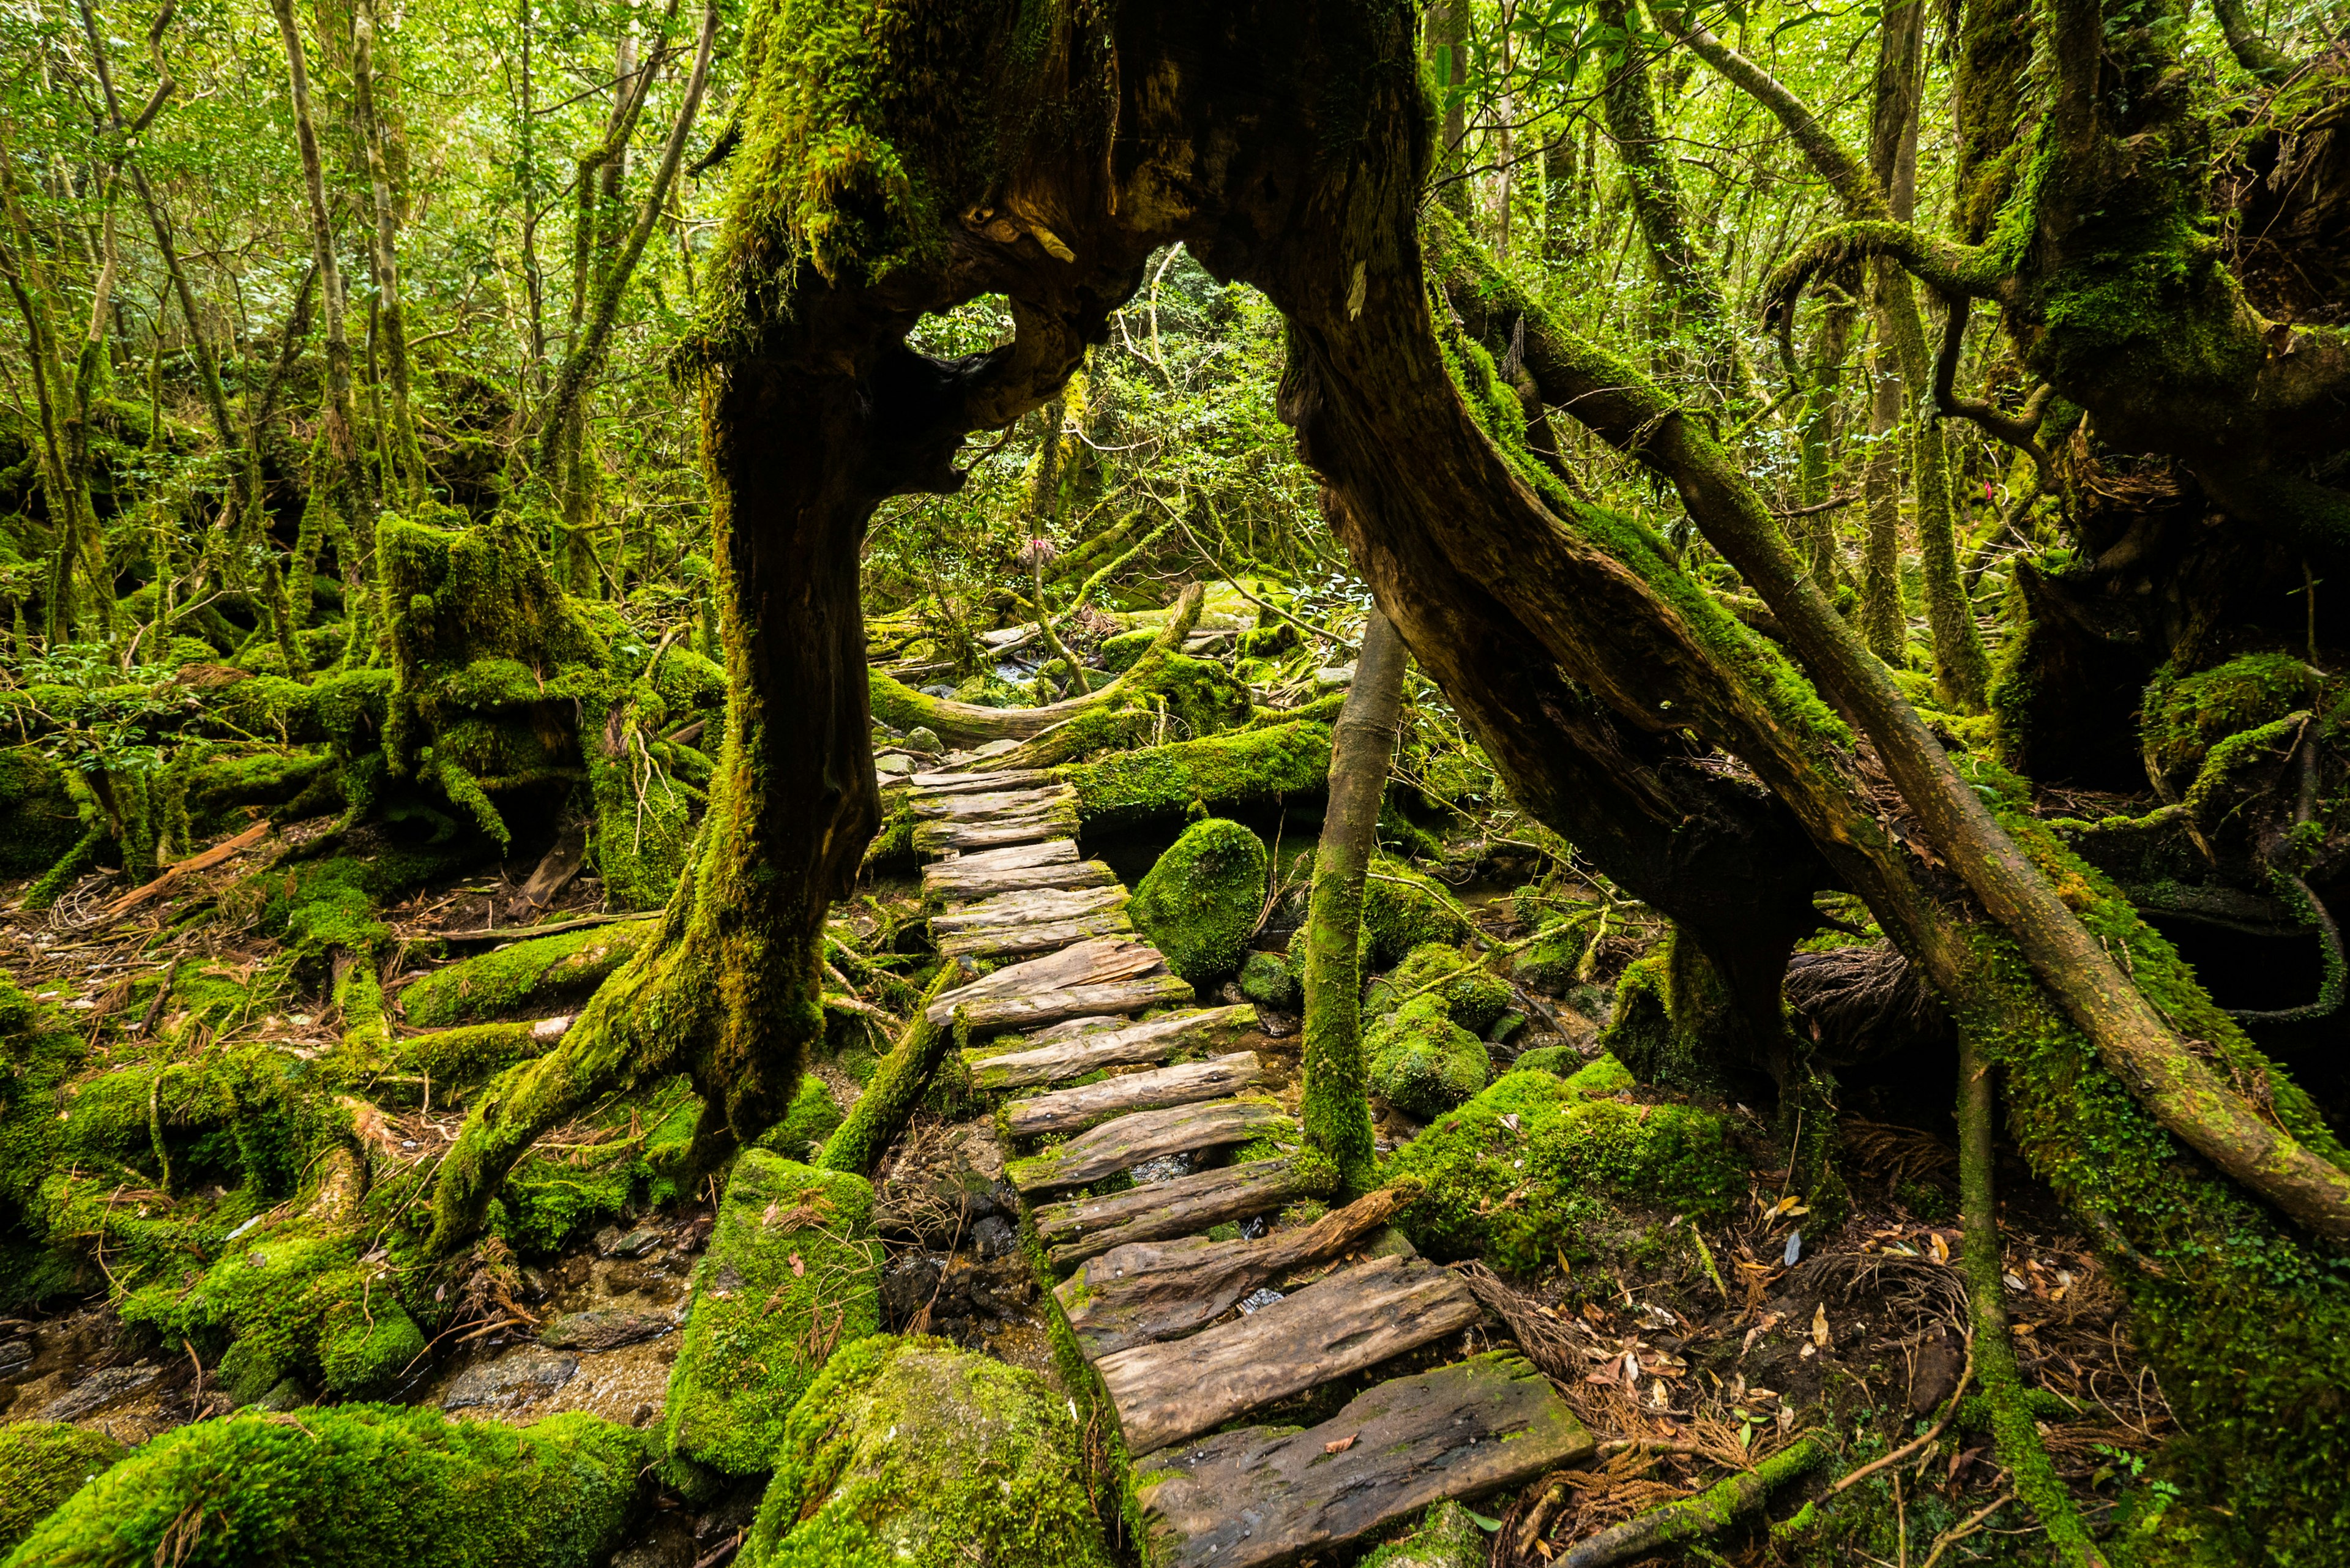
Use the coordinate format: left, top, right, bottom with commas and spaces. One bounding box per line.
1129, 818, 1268, 982
661, 1152, 882, 1475
1360, 858, 1470, 970
0, 749, 86, 878
1096, 628, 1156, 673
398, 920, 660, 1028
1365, 995, 1490, 1120
1366, 943, 1513, 1036
1511, 1043, 1578, 1076
387, 1020, 552, 1089
742, 1335, 1112, 1568
1380, 1069, 1742, 1276
2140, 651, 2319, 791
0, 1424, 127, 1555
1056, 722, 1331, 834
1512, 910, 1595, 993
5, 1406, 647, 1567
1237, 949, 1298, 1010
756, 1074, 845, 1162
1355, 1500, 1487, 1567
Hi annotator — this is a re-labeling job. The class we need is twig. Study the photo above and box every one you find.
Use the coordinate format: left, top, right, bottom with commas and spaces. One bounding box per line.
1832, 1343, 1975, 1493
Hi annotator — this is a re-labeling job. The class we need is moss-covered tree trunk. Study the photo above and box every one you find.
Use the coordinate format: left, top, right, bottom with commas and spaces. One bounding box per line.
1297, 600, 1408, 1193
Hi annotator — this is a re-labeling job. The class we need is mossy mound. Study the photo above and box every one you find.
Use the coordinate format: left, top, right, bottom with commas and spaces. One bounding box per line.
1056, 721, 1331, 833
397, 920, 660, 1028
742, 1335, 1111, 1568
757, 1075, 846, 1162
0, 750, 86, 879
1361, 857, 1469, 969
0, 1423, 127, 1554
1237, 949, 1298, 1010
1130, 818, 1268, 983
1355, 1500, 1486, 1567
661, 1152, 882, 1475
1510, 911, 1594, 993
4, 1406, 647, 1567
2139, 651, 2318, 789
1379, 1068, 1742, 1276
1367, 995, 1490, 1120
1512, 1043, 1576, 1076
1366, 943, 1513, 1037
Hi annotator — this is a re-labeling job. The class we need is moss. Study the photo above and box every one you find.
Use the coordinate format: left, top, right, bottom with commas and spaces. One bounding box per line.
1365, 995, 1490, 1119
1380, 1069, 1742, 1276
1355, 1500, 1487, 1567
1360, 857, 1470, 969
1366, 943, 1513, 1036
741, 1335, 1112, 1568
1096, 627, 1156, 672
2140, 650, 2319, 791
756, 1074, 845, 1162
1512, 910, 1595, 993
5, 1406, 647, 1567
1128, 818, 1268, 982
1563, 1053, 1636, 1097
1237, 949, 1298, 1010
1511, 1043, 1578, 1076
386, 1020, 551, 1089
1056, 721, 1331, 834
0, 749, 86, 877
661, 1152, 882, 1474
490, 1077, 704, 1253
0, 1424, 127, 1555
397, 920, 660, 1028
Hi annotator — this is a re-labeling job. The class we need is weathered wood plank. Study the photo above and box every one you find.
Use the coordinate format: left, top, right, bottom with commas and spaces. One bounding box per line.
906, 767, 1051, 793
1035, 1158, 1313, 1267
912, 805, 1078, 853
966, 1004, 1256, 1091
907, 784, 1078, 821
1004, 1053, 1261, 1138
935, 837, 1078, 870
1056, 1187, 1406, 1356
927, 860, 1121, 902
931, 884, 1129, 933
1095, 1253, 1483, 1455
928, 937, 1169, 1021
1007, 1098, 1289, 1198
936, 910, 1136, 960
1132, 1353, 1595, 1568
938, 974, 1196, 1036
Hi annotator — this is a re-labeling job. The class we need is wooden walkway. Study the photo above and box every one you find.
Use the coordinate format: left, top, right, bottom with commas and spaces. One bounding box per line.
907, 766, 1593, 1566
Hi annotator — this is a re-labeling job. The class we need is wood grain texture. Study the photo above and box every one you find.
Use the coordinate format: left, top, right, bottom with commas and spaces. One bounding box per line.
911, 805, 1078, 853
1007, 1098, 1289, 1197
907, 784, 1079, 820
935, 910, 1137, 960
1132, 1353, 1595, 1567
1034, 1158, 1311, 1267
931, 884, 1130, 931
964, 1004, 1259, 1089
934, 837, 1078, 870
1057, 1187, 1407, 1356
927, 937, 1170, 1022
1004, 1053, 1261, 1138
906, 767, 1051, 793
1095, 1253, 1483, 1454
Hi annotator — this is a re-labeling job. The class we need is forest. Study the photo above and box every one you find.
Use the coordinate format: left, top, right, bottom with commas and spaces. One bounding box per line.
0, 0, 2346, 1561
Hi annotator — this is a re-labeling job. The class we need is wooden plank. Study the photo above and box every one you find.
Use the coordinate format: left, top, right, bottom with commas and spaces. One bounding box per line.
937, 910, 1135, 960
1056, 1188, 1408, 1357
906, 767, 1052, 793
1095, 1253, 1483, 1455
1006, 1053, 1261, 1139
967, 1004, 1258, 1090
1008, 1098, 1289, 1198
1132, 1353, 1595, 1568
928, 937, 1168, 1020
912, 806, 1078, 853
927, 860, 1121, 902
907, 784, 1078, 821
937, 837, 1079, 869
940, 975, 1196, 1036
1036, 1159, 1310, 1268
931, 884, 1128, 933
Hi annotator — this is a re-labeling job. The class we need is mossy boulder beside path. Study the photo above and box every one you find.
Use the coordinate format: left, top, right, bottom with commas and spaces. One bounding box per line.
0, 1423, 127, 1555
742, 1335, 1113, 1568
660, 1152, 882, 1475
1130, 818, 1269, 983
1366, 994, 1491, 1121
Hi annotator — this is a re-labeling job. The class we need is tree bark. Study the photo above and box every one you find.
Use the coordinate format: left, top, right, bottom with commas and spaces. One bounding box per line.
352, 0, 427, 504
1298, 599, 1408, 1193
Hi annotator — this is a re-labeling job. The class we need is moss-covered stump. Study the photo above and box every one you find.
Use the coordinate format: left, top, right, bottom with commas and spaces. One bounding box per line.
1365, 995, 1491, 1120
741, 1335, 1112, 1568
1366, 943, 1512, 1037
4, 1406, 647, 1567
0, 1423, 127, 1554
397, 920, 661, 1028
1056, 721, 1331, 833
1130, 818, 1269, 983
661, 1152, 882, 1474
1380, 1069, 1741, 1275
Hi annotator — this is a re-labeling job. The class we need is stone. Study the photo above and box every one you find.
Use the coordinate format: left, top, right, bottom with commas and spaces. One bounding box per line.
37, 1362, 161, 1422
875, 752, 917, 777
540, 1309, 674, 1353
440, 1345, 578, 1410
597, 1225, 664, 1259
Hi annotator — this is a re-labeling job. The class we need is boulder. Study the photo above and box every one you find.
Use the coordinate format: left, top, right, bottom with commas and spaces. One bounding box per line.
1366, 995, 1490, 1120
1130, 819, 1268, 982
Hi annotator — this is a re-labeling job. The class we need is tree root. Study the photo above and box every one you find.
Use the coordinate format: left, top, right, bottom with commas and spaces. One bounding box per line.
1552, 1435, 1827, 1567
869, 582, 1203, 748
816, 966, 958, 1179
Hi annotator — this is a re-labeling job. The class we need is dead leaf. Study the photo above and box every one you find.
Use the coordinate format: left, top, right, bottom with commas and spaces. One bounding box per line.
1929, 1231, 1950, 1264
1324, 1435, 1357, 1454
1811, 1303, 1832, 1350
789, 1252, 806, 1278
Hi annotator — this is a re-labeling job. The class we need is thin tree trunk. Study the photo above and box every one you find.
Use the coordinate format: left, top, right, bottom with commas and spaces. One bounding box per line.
1859, 330, 1905, 660
1426, 0, 1470, 220
352, 0, 426, 504
1299, 599, 1409, 1195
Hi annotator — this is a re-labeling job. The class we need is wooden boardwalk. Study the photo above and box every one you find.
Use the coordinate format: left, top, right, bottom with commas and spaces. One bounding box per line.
906, 766, 1593, 1566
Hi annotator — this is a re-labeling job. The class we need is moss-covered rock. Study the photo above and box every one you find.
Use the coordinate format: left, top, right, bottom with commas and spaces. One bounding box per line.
5, 1406, 646, 1567
742, 1335, 1111, 1568
1130, 818, 1268, 983
1367, 943, 1513, 1037
1361, 857, 1469, 969
756, 1075, 846, 1162
661, 1152, 882, 1474
1380, 1068, 1742, 1276
397, 920, 660, 1028
1238, 949, 1298, 1010
2139, 650, 2318, 792
1512, 1043, 1576, 1076
0, 1423, 127, 1554
1355, 1500, 1486, 1567
1511, 910, 1594, 993
1366, 995, 1490, 1120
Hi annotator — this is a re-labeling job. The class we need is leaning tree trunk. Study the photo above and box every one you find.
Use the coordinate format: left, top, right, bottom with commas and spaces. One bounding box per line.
1297, 599, 1409, 1194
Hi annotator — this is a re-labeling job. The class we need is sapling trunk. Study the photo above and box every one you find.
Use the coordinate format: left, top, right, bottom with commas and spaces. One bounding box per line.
1298, 602, 1409, 1195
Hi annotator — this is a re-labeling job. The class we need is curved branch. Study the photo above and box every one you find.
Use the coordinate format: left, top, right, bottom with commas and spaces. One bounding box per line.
1650, 2, 1884, 218
2209, 0, 2295, 85
1931, 296, 2052, 457
1763, 222, 2013, 334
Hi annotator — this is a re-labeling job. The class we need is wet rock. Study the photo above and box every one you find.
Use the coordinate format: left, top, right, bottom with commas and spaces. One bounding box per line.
0, 1340, 31, 1376
441, 1345, 578, 1410
903, 726, 944, 754
880, 1255, 944, 1333
37, 1362, 162, 1422
970, 1213, 1018, 1262
540, 1309, 672, 1353
596, 1225, 664, 1259
255, 1377, 311, 1412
